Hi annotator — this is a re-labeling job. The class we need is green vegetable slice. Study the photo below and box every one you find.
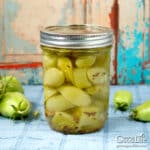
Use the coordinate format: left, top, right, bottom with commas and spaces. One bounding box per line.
44, 86, 58, 102
42, 53, 57, 69
57, 57, 74, 83
51, 112, 78, 133
87, 67, 108, 84
44, 68, 65, 87
58, 85, 91, 106
73, 68, 91, 88
69, 106, 105, 132
45, 94, 74, 113
75, 55, 96, 68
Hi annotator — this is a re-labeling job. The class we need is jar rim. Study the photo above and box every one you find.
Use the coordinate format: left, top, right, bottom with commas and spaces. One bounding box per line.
40, 24, 113, 49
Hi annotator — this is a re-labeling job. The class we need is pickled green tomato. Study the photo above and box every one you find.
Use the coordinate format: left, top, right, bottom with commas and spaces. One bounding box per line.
73, 68, 91, 88
44, 68, 65, 87
42, 54, 57, 69
57, 57, 73, 82
85, 85, 101, 96
88, 84, 109, 100
63, 105, 105, 133
87, 67, 108, 84
51, 105, 105, 133
75, 55, 96, 68
75, 106, 105, 131
51, 112, 77, 133
44, 86, 58, 102
45, 95, 74, 113
94, 47, 110, 68
58, 85, 91, 106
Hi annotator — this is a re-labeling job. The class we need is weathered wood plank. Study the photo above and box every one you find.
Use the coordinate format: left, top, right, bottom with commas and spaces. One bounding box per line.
0, 0, 115, 84
109, 0, 119, 84
143, 0, 150, 83
0, 0, 149, 84
117, 0, 149, 84
0, 0, 4, 62
0, 0, 71, 84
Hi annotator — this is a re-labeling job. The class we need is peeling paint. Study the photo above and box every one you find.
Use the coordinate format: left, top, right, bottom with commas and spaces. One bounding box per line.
109, 0, 119, 84
4, 0, 36, 54
143, 19, 150, 61
118, 26, 144, 84
143, 70, 150, 84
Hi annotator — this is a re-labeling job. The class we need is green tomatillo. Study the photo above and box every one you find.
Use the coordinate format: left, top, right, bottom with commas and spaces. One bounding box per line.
0, 92, 31, 119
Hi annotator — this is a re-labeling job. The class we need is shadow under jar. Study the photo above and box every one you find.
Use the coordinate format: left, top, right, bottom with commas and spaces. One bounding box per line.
40, 25, 113, 134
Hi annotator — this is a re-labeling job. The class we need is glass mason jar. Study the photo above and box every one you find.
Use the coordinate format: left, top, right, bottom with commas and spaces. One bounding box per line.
40, 25, 113, 134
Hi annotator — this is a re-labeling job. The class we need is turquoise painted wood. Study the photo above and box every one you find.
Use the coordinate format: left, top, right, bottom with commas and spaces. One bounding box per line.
0, 0, 149, 85
117, 0, 150, 84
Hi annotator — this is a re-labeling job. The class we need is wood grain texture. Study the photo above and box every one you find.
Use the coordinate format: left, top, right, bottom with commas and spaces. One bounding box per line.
109, 0, 119, 84
0, 0, 149, 84
118, 0, 150, 84
143, 0, 150, 83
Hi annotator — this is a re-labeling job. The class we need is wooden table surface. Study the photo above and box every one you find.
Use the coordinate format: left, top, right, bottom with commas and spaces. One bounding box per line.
0, 85, 150, 150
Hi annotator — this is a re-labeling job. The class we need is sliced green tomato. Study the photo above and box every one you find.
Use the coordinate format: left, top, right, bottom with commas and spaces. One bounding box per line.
42, 54, 57, 69
72, 106, 104, 131
58, 85, 91, 106
75, 55, 96, 68
87, 67, 108, 84
90, 85, 109, 100
73, 68, 91, 88
57, 57, 73, 82
94, 50, 110, 68
86, 85, 103, 100
51, 112, 77, 133
93, 99, 104, 108
85, 85, 101, 96
100, 85, 109, 99
45, 95, 74, 112
44, 86, 58, 102
44, 68, 65, 87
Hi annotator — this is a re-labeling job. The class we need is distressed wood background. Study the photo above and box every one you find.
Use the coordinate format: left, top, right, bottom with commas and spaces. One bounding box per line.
0, 0, 149, 84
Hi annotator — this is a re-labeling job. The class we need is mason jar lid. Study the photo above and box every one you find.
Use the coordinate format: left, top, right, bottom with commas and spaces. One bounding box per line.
40, 24, 113, 49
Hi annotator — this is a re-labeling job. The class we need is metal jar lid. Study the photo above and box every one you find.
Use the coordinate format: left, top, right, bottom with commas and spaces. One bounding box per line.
40, 24, 113, 49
